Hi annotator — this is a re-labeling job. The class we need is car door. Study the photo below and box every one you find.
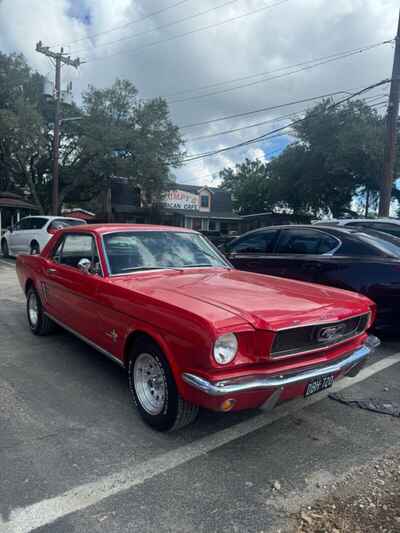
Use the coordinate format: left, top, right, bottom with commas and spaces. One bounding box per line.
271, 228, 341, 283
227, 229, 281, 275
44, 232, 103, 339
9, 218, 32, 253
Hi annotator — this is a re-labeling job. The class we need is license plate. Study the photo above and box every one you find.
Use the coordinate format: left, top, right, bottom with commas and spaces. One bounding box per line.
304, 374, 334, 397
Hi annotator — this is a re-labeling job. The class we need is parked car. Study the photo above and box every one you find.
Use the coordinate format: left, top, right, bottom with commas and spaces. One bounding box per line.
16, 223, 379, 431
313, 217, 400, 238
1, 216, 85, 257
223, 224, 400, 330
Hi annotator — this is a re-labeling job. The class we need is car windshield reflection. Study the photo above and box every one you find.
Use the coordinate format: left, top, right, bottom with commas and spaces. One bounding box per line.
103, 231, 230, 275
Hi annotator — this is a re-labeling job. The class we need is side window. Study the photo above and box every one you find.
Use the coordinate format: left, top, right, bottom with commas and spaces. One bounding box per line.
30, 217, 48, 230
231, 231, 277, 254
19, 218, 32, 230
51, 234, 101, 273
276, 229, 338, 255
318, 234, 341, 254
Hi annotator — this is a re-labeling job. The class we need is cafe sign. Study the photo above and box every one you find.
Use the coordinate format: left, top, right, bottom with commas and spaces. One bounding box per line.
162, 189, 198, 210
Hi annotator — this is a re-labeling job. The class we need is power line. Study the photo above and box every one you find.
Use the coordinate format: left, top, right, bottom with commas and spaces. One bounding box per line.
181, 79, 391, 163
51, 0, 194, 48
153, 40, 393, 100
82, 0, 290, 62
167, 40, 393, 104
184, 91, 389, 142
178, 90, 356, 130
72, 0, 243, 55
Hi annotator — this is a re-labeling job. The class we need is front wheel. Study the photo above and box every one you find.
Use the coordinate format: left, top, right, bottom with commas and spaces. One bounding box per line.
128, 338, 199, 431
1, 239, 9, 258
26, 287, 55, 335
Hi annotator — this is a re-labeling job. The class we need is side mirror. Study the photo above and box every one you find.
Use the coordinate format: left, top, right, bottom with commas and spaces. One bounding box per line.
78, 258, 92, 274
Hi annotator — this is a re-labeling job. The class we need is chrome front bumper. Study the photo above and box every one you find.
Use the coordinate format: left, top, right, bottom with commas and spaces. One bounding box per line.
182, 335, 380, 398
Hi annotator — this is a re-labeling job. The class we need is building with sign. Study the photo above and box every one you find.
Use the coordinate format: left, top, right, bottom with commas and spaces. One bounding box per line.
101, 178, 241, 236
160, 184, 241, 234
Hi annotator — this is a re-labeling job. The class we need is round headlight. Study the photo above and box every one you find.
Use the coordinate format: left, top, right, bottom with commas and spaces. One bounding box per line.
213, 333, 238, 365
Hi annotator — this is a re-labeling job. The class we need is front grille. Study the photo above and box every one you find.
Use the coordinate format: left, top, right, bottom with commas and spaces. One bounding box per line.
271, 313, 370, 358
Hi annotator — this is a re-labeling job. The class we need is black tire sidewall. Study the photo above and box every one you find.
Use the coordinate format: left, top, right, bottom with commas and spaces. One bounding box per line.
30, 242, 40, 255
128, 340, 179, 431
1, 240, 9, 257
26, 288, 43, 335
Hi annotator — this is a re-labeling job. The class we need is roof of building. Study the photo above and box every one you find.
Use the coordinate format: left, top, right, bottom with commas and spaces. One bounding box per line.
0, 192, 39, 210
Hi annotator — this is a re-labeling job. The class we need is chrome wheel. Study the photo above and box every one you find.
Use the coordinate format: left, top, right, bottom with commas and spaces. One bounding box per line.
134, 353, 166, 415
28, 291, 39, 327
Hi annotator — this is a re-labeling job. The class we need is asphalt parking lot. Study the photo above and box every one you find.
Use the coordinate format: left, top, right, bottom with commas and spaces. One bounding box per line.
1, 256, 400, 533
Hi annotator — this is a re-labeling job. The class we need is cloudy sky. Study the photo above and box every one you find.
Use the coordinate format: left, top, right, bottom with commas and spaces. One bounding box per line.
0, 0, 398, 186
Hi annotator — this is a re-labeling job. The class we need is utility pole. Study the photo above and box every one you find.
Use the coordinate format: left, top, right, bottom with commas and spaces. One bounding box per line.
379, 11, 400, 217
35, 42, 81, 215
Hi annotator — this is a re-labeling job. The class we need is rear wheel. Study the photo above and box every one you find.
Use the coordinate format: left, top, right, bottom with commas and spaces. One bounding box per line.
30, 241, 40, 255
1, 239, 9, 258
26, 287, 55, 335
128, 338, 199, 431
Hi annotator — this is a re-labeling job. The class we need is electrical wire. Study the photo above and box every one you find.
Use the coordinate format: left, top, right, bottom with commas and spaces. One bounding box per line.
72, 0, 243, 55
50, 0, 194, 48
82, 0, 290, 62
178, 90, 356, 130
167, 41, 393, 104
181, 79, 391, 163
151, 40, 393, 100
184, 91, 389, 142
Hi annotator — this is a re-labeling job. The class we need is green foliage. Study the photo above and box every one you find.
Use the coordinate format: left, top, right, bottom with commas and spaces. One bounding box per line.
0, 53, 184, 213
220, 158, 273, 215
221, 99, 395, 217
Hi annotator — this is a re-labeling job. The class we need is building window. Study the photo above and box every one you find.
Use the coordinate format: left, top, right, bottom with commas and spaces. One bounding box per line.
200, 195, 209, 208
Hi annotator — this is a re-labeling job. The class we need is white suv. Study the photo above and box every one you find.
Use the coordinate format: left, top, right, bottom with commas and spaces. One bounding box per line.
1, 216, 86, 257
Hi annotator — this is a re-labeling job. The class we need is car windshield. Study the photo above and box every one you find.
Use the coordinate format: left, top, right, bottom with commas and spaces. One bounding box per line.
356, 230, 400, 258
103, 231, 230, 275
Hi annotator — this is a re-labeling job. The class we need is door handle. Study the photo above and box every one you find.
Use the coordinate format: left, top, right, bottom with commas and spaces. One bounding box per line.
47, 268, 57, 274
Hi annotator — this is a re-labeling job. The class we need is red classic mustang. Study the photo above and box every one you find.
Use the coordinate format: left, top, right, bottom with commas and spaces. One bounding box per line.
16, 224, 380, 431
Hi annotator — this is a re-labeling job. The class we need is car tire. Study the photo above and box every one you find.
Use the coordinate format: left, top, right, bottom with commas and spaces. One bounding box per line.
1, 239, 9, 258
128, 337, 199, 431
30, 241, 40, 255
26, 287, 55, 335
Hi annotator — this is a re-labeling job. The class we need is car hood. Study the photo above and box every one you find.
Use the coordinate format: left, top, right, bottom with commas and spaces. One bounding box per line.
110, 268, 372, 331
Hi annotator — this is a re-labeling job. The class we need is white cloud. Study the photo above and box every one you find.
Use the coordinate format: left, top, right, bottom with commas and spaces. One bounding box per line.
0, 0, 397, 184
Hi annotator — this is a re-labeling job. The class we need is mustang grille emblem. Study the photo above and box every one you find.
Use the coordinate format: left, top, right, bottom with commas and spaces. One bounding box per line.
316, 323, 347, 342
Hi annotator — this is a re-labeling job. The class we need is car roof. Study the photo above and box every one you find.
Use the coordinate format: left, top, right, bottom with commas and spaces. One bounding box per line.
241, 224, 364, 236
22, 215, 83, 221
315, 217, 400, 225
58, 223, 198, 235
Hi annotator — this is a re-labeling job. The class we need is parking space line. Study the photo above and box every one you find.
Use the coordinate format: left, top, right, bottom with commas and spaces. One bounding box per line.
0, 259, 14, 268
2, 353, 400, 533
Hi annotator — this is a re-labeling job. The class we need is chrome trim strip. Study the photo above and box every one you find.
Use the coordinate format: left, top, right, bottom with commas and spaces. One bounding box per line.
45, 313, 125, 368
182, 335, 380, 397
274, 312, 368, 331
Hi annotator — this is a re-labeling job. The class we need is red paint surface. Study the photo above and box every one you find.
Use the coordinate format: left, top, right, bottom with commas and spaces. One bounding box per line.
16, 224, 375, 411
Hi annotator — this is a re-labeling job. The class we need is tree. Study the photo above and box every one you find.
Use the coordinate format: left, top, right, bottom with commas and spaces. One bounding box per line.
219, 158, 273, 214
291, 99, 387, 216
0, 53, 184, 213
